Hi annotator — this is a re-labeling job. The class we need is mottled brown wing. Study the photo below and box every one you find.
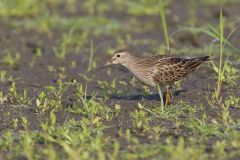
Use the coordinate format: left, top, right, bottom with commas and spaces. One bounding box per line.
137, 55, 171, 68
152, 56, 210, 84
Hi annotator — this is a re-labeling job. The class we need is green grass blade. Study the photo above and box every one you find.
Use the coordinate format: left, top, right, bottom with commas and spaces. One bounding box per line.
159, 0, 170, 53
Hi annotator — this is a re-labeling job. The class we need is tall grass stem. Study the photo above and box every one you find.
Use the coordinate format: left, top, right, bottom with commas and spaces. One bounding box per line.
216, 2, 224, 99
157, 85, 164, 114
159, 0, 170, 53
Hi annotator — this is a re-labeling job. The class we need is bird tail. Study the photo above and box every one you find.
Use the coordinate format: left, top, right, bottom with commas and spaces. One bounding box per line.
186, 56, 211, 71
193, 56, 211, 62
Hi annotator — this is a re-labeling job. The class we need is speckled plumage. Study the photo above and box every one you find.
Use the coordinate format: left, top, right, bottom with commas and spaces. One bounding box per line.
102, 50, 211, 105
104, 50, 211, 87
133, 55, 210, 86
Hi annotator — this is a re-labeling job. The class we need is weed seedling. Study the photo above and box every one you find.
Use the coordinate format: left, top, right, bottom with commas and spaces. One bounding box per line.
0, 91, 7, 103
0, 70, 7, 82
36, 80, 66, 112
1, 52, 20, 67
8, 82, 31, 105
12, 118, 19, 129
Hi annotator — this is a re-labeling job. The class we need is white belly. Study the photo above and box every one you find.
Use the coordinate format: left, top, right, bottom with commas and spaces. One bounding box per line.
131, 69, 156, 87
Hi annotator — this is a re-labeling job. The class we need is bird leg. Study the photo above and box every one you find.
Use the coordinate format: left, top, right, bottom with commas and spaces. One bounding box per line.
169, 85, 173, 99
165, 85, 173, 106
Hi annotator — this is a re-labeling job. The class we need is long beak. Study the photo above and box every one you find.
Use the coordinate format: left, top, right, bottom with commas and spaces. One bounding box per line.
104, 60, 113, 67
97, 60, 113, 71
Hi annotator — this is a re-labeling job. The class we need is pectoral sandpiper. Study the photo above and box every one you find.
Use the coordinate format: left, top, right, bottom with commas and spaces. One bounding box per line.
102, 49, 211, 105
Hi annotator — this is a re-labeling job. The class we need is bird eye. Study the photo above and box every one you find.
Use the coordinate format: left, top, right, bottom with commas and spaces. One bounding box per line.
116, 54, 120, 58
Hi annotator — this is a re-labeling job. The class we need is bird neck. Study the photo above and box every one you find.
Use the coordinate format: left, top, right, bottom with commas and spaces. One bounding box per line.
122, 56, 142, 72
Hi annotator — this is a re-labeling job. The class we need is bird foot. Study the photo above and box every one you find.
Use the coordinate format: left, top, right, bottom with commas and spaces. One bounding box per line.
164, 89, 173, 106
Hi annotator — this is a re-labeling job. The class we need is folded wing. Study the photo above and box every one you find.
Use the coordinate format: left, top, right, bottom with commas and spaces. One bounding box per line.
152, 56, 210, 84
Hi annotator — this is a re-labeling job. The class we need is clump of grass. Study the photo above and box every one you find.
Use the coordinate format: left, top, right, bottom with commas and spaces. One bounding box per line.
67, 84, 115, 121
97, 80, 123, 96
0, 0, 74, 18
0, 91, 7, 104
211, 58, 240, 85
8, 82, 31, 105
1, 51, 20, 67
0, 0, 44, 18
186, 113, 222, 137
53, 29, 88, 59
0, 70, 7, 82
131, 104, 151, 129
36, 80, 65, 112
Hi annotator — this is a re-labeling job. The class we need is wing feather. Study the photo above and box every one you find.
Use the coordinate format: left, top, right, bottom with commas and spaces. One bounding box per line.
152, 57, 207, 84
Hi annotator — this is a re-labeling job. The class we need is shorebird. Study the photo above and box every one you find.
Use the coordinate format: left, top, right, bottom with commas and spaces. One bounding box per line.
102, 49, 211, 105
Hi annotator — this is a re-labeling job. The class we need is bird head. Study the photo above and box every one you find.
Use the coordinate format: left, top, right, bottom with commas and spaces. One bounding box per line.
103, 49, 131, 67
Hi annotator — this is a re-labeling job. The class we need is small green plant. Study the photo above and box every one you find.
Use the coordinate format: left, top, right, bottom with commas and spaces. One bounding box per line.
211, 58, 239, 85
58, 67, 67, 80
36, 80, 65, 112
48, 65, 56, 73
20, 117, 35, 160
48, 65, 67, 81
67, 84, 113, 121
218, 98, 235, 131
1, 52, 20, 67
30, 47, 42, 67
0, 131, 14, 151
0, 0, 45, 18
114, 104, 121, 116
12, 118, 19, 129
125, 1, 163, 16
212, 141, 227, 159
8, 82, 31, 105
0, 70, 7, 82
186, 113, 221, 137
36, 91, 50, 112
131, 105, 150, 130
143, 101, 197, 120
53, 29, 88, 59
53, 35, 68, 59
164, 137, 206, 160
83, 0, 96, 15
0, 91, 7, 103
97, 80, 123, 96
225, 95, 240, 108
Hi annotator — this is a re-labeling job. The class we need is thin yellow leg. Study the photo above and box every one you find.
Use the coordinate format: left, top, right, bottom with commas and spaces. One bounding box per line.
169, 87, 173, 99
165, 85, 173, 106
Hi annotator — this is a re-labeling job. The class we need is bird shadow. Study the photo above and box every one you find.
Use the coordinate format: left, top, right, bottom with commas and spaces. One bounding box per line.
86, 89, 186, 101
110, 93, 161, 100
109, 89, 186, 100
